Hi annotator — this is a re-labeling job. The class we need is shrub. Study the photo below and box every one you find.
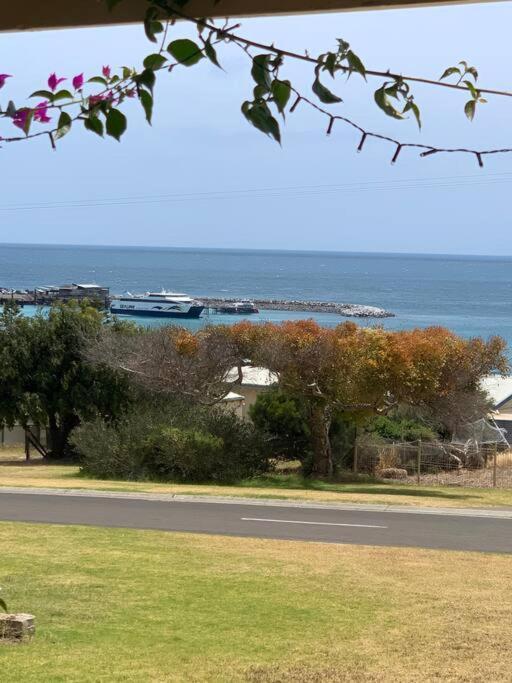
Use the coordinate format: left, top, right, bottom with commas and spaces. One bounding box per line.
72, 403, 269, 483
249, 389, 311, 461
364, 415, 437, 443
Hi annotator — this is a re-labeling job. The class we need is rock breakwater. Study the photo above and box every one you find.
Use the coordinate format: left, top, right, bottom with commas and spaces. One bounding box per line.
203, 298, 394, 319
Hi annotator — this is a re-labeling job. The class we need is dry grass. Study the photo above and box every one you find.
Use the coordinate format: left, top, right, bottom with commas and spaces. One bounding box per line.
2, 446, 512, 509
0, 522, 511, 681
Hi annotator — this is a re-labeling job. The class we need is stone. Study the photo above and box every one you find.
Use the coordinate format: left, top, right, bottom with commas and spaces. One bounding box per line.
0, 613, 35, 641
378, 467, 408, 480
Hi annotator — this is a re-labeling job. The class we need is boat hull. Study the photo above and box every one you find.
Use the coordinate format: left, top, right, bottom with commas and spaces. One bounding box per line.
110, 305, 204, 319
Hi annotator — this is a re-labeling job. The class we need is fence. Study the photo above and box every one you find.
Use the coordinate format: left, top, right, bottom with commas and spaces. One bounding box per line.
353, 439, 512, 488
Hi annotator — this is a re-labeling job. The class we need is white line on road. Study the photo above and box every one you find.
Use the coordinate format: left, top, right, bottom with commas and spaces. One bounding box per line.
241, 517, 388, 529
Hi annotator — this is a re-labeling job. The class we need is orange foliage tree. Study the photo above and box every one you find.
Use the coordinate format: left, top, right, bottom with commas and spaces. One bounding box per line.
230, 321, 508, 477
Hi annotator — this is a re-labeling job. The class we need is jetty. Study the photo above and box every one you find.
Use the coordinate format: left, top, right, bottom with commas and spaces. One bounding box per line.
0, 283, 110, 308
203, 297, 394, 319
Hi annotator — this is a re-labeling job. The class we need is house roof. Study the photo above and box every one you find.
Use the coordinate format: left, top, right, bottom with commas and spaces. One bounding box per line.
222, 391, 246, 402
481, 375, 512, 409
226, 366, 279, 387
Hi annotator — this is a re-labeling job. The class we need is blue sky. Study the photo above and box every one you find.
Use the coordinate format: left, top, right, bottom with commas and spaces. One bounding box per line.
1, 1, 512, 254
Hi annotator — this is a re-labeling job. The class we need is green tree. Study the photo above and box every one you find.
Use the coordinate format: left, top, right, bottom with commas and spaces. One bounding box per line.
0, 301, 132, 459
249, 389, 311, 462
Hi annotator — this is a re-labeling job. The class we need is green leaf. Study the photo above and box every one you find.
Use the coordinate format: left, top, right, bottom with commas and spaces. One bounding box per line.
139, 89, 153, 124
251, 54, 272, 90
271, 79, 291, 115
204, 41, 221, 69
0, 597, 7, 612
241, 101, 281, 143
84, 116, 104, 137
323, 53, 338, 78
404, 100, 421, 129
52, 89, 74, 102
347, 50, 366, 80
253, 85, 268, 100
88, 77, 108, 86
21, 109, 33, 136
136, 69, 156, 94
312, 77, 342, 104
463, 80, 478, 99
466, 66, 478, 81
144, 7, 161, 43
167, 39, 204, 67
29, 89, 54, 100
106, 108, 127, 141
464, 99, 476, 121
374, 85, 405, 120
106, 0, 124, 9
439, 66, 460, 81
54, 111, 72, 140
143, 53, 167, 71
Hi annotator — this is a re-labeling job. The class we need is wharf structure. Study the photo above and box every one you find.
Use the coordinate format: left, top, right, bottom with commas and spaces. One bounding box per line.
0, 283, 110, 308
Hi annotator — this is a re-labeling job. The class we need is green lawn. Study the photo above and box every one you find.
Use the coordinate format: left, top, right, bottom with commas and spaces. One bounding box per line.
1, 448, 512, 509
1, 522, 512, 681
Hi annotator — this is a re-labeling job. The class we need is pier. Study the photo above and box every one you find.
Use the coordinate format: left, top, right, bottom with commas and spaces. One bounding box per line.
202, 297, 394, 319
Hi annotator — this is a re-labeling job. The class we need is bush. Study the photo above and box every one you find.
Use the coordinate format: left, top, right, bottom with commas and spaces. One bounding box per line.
72, 403, 269, 483
249, 389, 311, 461
364, 415, 437, 443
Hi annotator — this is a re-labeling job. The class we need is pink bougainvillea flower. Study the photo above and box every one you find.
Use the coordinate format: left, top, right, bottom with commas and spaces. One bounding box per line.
102, 65, 111, 79
48, 73, 66, 92
125, 88, 136, 98
13, 108, 30, 131
72, 73, 84, 90
89, 93, 106, 107
33, 101, 51, 124
0, 74, 12, 89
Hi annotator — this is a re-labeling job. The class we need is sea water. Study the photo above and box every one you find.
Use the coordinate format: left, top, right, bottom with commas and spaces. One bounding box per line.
1, 243, 511, 348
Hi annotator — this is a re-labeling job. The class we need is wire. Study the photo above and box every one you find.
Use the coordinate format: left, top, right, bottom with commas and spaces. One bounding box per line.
1, 171, 512, 213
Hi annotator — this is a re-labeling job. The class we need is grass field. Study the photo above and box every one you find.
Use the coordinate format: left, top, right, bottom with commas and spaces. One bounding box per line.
2, 447, 512, 509
1, 522, 511, 681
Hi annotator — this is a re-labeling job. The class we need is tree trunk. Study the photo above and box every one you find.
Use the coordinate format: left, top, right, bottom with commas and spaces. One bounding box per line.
46, 413, 79, 460
309, 404, 333, 478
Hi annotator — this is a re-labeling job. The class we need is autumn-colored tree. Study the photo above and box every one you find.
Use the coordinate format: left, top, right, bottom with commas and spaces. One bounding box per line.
231, 320, 508, 477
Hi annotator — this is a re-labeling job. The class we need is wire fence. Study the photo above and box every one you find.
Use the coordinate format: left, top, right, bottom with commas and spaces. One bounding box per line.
354, 439, 512, 488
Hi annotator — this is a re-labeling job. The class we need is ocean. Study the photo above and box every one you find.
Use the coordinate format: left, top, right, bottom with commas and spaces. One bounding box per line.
1, 243, 511, 348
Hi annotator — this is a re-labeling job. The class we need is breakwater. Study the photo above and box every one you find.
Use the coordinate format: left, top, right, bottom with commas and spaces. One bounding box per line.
203, 298, 394, 319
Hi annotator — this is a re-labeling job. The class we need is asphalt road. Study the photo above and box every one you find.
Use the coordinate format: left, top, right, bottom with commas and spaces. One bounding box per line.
0, 491, 511, 553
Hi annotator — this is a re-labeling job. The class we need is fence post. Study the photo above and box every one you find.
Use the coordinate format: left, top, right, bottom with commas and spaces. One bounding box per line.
493, 443, 497, 488
416, 439, 422, 485
353, 438, 359, 474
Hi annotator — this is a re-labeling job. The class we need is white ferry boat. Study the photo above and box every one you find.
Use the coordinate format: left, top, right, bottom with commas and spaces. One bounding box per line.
110, 291, 204, 318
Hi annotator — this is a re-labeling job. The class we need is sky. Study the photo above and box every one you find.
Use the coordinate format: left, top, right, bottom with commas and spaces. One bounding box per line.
1, 1, 512, 254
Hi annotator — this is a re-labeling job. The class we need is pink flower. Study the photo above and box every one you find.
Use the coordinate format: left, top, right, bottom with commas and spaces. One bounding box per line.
48, 73, 66, 92
13, 108, 30, 131
125, 88, 136, 98
0, 74, 12, 89
89, 93, 107, 107
33, 101, 51, 124
102, 65, 111, 79
72, 73, 84, 90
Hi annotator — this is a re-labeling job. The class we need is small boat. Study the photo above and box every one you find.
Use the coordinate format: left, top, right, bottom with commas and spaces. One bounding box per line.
110, 290, 204, 318
217, 300, 259, 315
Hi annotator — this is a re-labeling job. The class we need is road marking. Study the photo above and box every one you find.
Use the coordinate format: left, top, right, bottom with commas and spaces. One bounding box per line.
241, 517, 387, 529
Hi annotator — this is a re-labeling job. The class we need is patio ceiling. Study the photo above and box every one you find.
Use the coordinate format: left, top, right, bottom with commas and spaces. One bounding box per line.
1, 0, 495, 32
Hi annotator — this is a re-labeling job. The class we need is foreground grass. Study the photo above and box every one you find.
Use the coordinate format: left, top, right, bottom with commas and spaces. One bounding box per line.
0, 522, 511, 682
2, 448, 512, 509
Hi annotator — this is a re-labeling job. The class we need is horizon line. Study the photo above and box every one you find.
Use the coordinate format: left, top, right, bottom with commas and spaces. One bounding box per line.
0, 241, 511, 259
